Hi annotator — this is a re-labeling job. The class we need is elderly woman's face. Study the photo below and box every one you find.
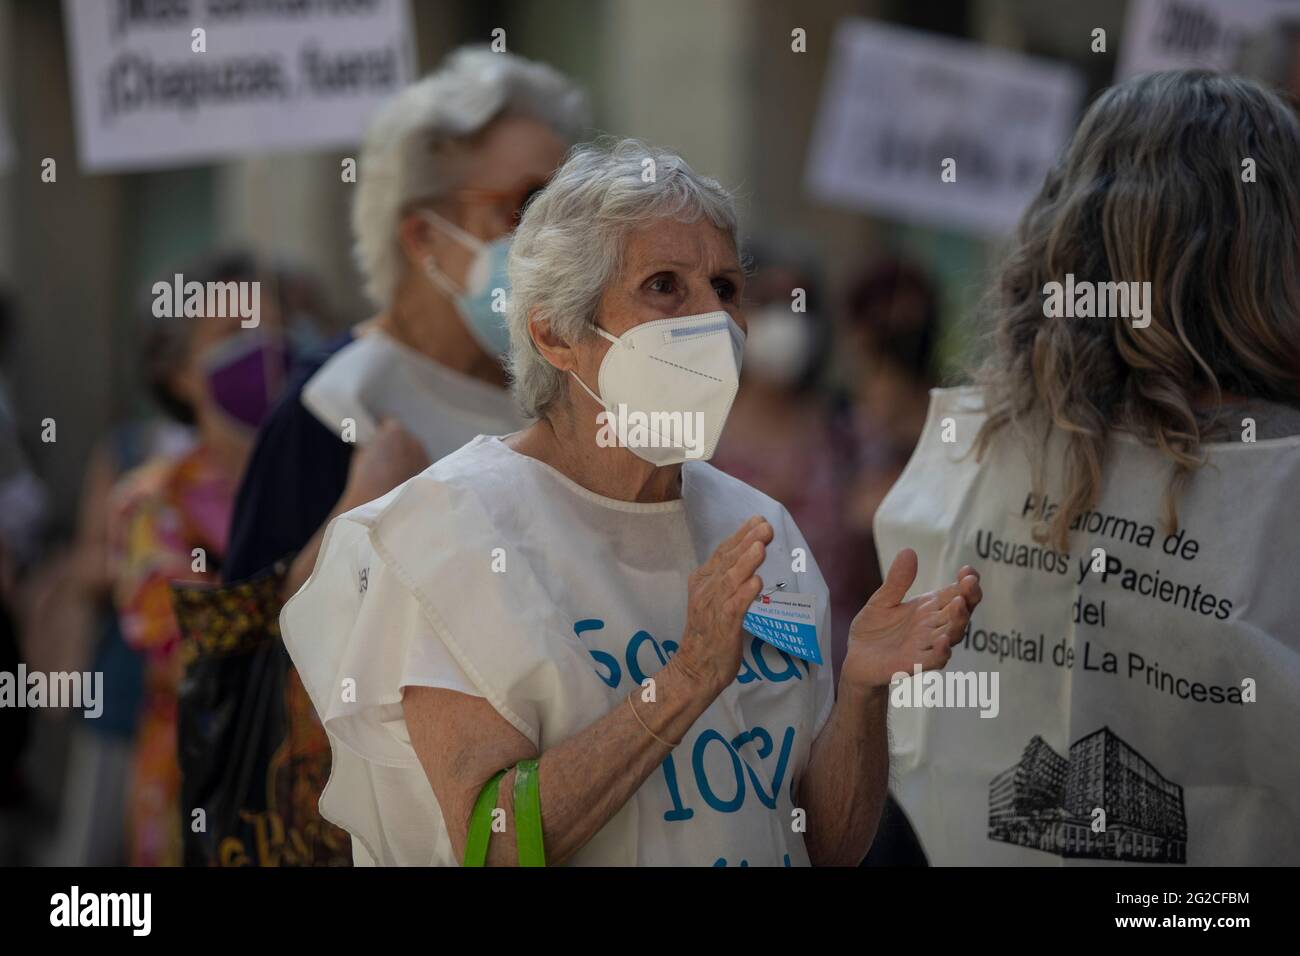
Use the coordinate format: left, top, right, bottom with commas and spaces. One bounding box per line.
574, 219, 745, 396
455, 115, 569, 237
407, 116, 568, 290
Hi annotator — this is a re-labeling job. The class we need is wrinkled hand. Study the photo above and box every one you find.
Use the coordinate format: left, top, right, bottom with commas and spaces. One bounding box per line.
840, 549, 982, 693
675, 516, 773, 696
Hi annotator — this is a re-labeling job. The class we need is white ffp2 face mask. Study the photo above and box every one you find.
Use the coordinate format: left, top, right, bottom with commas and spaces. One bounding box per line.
570, 311, 746, 466
745, 305, 818, 387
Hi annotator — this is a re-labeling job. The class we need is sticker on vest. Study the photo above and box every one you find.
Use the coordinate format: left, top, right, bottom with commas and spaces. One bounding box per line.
743, 590, 821, 664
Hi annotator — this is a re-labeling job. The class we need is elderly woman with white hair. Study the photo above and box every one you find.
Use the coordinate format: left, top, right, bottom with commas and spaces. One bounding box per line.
282, 139, 983, 867
226, 45, 588, 594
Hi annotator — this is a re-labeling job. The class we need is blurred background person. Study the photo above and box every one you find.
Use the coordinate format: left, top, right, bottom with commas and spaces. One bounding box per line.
0, 287, 38, 864
4, 283, 191, 866
841, 260, 943, 601
36, 419, 190, 866
0, 559, 20, 864
31, 260, 321, 866
225, 45, 589, 594
0, 289, 48, 584
111, 250, 291, 866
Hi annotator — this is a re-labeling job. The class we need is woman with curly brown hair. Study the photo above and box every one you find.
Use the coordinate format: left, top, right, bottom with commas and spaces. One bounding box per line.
875, 70, 1300, 866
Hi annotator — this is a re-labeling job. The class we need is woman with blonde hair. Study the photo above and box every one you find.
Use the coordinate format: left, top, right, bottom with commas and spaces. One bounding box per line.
876, 70, 1300, 866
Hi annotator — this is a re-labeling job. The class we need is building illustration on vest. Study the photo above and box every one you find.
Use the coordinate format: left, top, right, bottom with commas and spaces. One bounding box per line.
988, 727, 1187, 863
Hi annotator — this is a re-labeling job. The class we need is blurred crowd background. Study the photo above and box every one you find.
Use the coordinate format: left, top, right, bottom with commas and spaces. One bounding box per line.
0, 0, 1297, 866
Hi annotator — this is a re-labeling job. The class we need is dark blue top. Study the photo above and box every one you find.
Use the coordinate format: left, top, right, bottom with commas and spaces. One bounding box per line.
223, 331, 355, 584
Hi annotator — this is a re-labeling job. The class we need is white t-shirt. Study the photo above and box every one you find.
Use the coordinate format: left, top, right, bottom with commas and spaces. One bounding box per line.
281, 435, 836, 866
300, 327, 525, 458
874, 386, 1300, 866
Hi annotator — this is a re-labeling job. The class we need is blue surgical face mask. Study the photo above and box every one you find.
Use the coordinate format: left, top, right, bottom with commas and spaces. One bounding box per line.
421, 211, 513, 358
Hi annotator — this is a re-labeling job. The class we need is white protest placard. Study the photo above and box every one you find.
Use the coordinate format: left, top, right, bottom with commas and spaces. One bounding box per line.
1117, 0, 1300, 79
804, 19, 1084, 237
63, 0, 415, 172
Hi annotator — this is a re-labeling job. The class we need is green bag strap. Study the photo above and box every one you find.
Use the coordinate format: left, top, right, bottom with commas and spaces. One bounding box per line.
463, 770, 506, 867
514, 758, 546, 867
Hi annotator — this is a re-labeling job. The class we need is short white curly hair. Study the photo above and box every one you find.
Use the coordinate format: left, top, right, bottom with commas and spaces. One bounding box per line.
507, 138, 740, 419
351, 46, 589, 308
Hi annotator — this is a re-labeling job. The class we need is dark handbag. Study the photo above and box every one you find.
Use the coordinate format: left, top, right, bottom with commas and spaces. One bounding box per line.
171, 562, 351, 866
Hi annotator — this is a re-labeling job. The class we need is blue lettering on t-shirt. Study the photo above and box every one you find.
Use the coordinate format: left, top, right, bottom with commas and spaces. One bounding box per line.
574, 618, 806, 858
693, 729, 746, 813
626, 629, 670, 685
660, 723, 797, 819
576, 619, 807, 691
575, 619, 622, 687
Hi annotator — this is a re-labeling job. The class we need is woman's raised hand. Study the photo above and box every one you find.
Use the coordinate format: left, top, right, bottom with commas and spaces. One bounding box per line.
675, 516, 773, 696
840, 549, 983, 695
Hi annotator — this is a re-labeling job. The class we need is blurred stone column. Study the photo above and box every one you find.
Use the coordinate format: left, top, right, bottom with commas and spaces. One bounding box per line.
593, 0, 890, 297
599, 0, 755, 203
8, 0, 121, 525
747, 0, 887, 294
214, 153, 365, 330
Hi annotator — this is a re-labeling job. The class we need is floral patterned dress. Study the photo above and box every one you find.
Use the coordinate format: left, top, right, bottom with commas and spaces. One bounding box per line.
112, 445, 236, 867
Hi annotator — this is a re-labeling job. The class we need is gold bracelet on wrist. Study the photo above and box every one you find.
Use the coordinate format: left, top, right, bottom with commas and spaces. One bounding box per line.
627, 693, 681, 748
